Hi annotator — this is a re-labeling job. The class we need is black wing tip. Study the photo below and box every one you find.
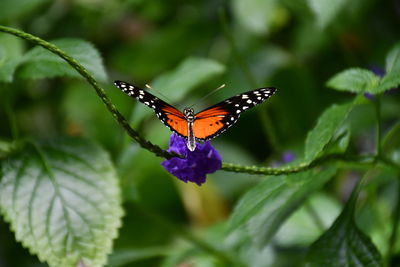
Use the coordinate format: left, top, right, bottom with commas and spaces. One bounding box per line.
264, 86, 277, 92
262, 87, 277, 96
114, 80, 125, 86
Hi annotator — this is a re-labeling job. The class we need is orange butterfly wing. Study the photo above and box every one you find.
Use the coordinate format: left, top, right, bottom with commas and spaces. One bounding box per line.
163, 112, 188, 137
193, 87, 277, 140
114, 81, 188, 138
159, 106, 188, 138
192, 107, 229, 140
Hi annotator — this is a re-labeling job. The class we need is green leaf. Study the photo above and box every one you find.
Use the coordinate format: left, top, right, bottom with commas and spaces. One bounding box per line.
305, 102, 353, 161
382, 122, 400, 153
306, 0, 346, 29
307, 188, 382, 266
232, 0, 283, 35
373, 43, 400, 94
0, 33, 24, 82
326, 68, 380, 93
228, 166, 337, 247
18, 38, 108, 82
0, 139, 123, 267
275, 193, 341, 247
385, 43, 400, 74
0, 139, 14, 160
322, 124, 351, 155
0, 0, 49, 21
151, 57, 225, 101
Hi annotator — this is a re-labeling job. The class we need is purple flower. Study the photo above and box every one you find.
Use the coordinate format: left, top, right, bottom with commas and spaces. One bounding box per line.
161, 134, 222, 185
364, 92, 375, 100
282, 151, 296, 163
363, 66, 385, 101
364, 65, 399, 100
270, 150, 296, 167
370, 66, 385, 77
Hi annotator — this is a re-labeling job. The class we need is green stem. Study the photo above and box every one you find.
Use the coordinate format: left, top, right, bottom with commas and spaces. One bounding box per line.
375, 94, 382, 156
258, 110, 280, 153
0, 25, 179, 160
4, 102, 19, 141
222, 154, 375, 175
382, 121, 400, 151
377, 155, 400, 173
304, 201, 325, 232
133, 203, 243, 266
219, 9, 280, 153
386, 177, 400, 265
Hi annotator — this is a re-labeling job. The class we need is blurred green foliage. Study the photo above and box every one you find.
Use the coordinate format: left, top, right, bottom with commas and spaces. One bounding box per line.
0, 0, 400, 266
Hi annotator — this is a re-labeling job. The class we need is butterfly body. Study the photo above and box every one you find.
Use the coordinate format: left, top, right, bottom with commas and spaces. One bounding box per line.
182, 108, 196, 151
114, 81, 276, 151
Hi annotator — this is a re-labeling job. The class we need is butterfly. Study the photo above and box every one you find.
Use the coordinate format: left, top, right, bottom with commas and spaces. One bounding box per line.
114, 80, 277, 151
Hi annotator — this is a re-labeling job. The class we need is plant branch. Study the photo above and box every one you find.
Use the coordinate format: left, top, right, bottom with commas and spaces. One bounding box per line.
0, 25, 179, 159
221, 154, 375, 175
304, 201, 326, 232
375, 94, 383, 156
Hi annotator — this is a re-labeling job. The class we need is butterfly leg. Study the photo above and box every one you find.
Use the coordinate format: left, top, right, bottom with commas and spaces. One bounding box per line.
187, 122, 196, 151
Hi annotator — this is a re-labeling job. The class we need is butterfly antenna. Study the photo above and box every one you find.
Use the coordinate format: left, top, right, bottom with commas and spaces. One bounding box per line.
189, 84, 226, 108
145, 84, 181, 107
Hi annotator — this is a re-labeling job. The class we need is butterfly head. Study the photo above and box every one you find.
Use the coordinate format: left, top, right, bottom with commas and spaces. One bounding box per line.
183, 107, 195, 122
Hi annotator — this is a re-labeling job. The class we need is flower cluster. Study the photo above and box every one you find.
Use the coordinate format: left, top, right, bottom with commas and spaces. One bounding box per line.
270, 150, 296, 167
161, 134, 222, 185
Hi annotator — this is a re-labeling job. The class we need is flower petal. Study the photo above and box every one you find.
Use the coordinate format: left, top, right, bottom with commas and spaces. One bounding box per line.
161, 134, 222, 185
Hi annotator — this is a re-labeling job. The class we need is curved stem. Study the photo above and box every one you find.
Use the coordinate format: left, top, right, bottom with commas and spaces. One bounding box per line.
222, 154, 375, 176
221, 161, 311, 175
0, 25, 179, 159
